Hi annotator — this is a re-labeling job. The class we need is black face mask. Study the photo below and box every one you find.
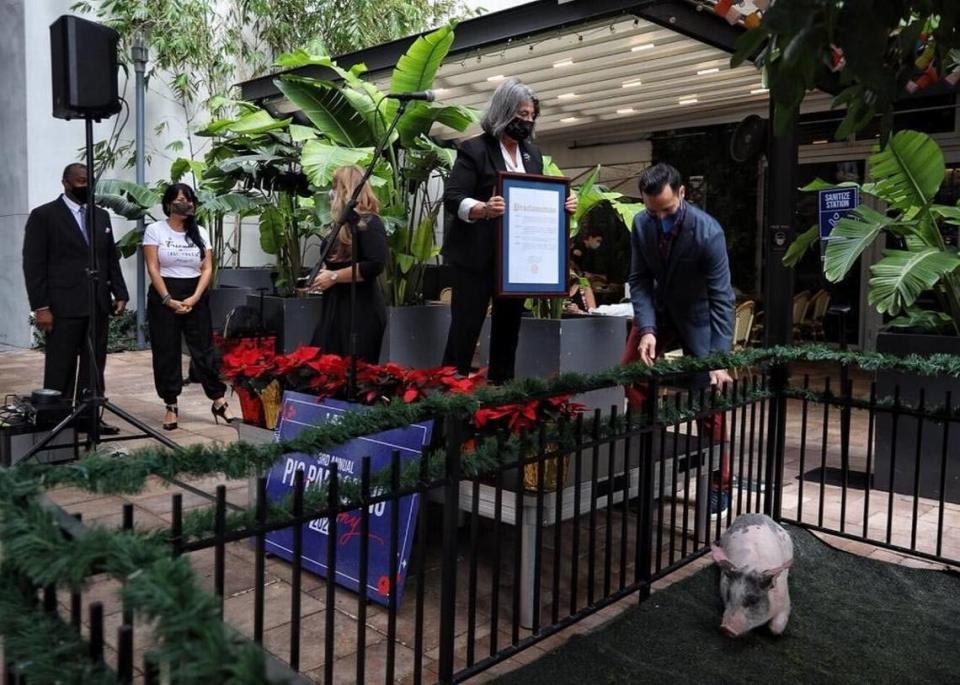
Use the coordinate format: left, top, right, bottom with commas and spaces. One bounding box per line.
69, 185, 89, 204
504, 117, 534, 142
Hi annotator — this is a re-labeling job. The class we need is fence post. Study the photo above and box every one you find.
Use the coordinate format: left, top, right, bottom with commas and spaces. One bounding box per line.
764, 362, 789, 519
637, 378, 658, 601
437, 415, 465, 683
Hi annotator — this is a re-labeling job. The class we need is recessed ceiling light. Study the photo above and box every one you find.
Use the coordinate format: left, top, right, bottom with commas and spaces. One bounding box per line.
560, 116, 579, 123
486, 74, 505, 82
553, 59, 574, 68
631, 43, 655, 52
622, 79, 643, 88
678, 97, 698, 105
557, 92, 576, 100
697, 67, 720, 75
750, 87, 769, 94
617, 108, 635, 114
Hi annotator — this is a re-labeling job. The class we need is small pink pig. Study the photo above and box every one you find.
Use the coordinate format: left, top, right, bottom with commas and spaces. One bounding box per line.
710, 513, 793, 638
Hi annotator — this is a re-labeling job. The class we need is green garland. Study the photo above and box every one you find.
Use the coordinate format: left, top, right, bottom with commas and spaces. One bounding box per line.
0, 477, 270, 682
0, 566, 116, 684
3, 343, 959, 681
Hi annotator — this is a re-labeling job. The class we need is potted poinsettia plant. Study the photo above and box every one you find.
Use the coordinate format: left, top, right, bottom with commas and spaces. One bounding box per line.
221, 338, 278, 427
472, 394, 586, 491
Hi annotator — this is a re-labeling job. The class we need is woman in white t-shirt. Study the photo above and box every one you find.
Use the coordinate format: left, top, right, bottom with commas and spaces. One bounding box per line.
143, 183, 235, 430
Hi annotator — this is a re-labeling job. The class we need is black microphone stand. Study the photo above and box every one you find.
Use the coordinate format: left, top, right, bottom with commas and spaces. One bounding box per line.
21, 117, 181, 462
307, 98, 411, 401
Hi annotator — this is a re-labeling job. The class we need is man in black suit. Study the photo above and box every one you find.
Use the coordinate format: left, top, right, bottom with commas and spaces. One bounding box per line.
22, 163, 129, 433
442, 78, 576, 383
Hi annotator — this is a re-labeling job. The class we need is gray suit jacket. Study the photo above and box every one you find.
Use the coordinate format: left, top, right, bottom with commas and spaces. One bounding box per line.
628, 202, 735, 357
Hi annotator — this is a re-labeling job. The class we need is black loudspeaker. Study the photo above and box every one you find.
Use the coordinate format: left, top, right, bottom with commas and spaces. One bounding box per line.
50, 15, 121, 120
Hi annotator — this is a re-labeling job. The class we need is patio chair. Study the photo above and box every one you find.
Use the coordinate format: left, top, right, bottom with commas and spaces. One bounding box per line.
803, 289, 831, 341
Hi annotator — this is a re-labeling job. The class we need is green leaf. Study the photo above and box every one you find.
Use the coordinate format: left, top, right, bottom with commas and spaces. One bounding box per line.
341, 82, 397, 144
390, 23, 455, 95
931, 204, 960, 226
731, 26, 770, 68
300, 141, 374, 188
200, 192, 263, 216
800, 178, 858, 192
613, 202, 645, 231
395, 253, 415, 274
822, 205, 898, 282
276, 78, 375, 147
868, 248, 960, 315
114, 227, 144, 258
571, 166, 602, 226
224, 109, 291, 135
542, 156, 565, 178
782, 224, 819, 267
410, 217, 436, 262
868, 130, 945, 211
289, 124, 319, 142
396, 103, 479, 147
258, 206, 285, 255
885, 306, 954, 333
169, 158, 205, 183
411, 135, 457, 169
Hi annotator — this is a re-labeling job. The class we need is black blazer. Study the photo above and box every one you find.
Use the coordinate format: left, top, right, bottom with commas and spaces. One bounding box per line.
22, 197, 130, 318
442, 133, 544, 272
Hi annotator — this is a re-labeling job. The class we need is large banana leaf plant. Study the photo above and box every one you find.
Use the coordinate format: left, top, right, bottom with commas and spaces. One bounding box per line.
525, 160, 645, 319
269, 22, 480, 305
784, 129, 960, 334
98, 163, 263, 282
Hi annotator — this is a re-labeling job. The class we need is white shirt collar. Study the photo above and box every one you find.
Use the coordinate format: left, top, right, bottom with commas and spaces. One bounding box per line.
499, 142, 525, 173
61, 193, 83, 213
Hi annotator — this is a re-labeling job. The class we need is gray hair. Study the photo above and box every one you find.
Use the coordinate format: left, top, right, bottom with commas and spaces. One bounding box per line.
480, 78, 540, 139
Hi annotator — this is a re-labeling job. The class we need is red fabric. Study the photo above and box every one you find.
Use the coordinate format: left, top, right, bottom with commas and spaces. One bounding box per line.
621, 323, 730, 488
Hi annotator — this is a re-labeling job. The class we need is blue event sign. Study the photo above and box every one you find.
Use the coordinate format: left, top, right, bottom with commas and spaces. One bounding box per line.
818, 186, 860, 240
264, 392, 433, 607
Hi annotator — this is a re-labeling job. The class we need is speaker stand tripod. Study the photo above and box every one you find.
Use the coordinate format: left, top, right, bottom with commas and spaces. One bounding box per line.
21, 117, 181, 462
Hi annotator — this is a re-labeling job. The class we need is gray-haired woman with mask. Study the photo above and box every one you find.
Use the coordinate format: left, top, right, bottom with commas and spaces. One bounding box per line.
441, 78, 576, 383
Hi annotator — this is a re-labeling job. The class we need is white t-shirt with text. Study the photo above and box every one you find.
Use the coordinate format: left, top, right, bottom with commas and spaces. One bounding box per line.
143, 220, 211, 278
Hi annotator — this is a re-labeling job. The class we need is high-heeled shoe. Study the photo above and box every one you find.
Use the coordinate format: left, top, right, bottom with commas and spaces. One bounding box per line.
211, 400, 237, 425
163, 404, 178, 431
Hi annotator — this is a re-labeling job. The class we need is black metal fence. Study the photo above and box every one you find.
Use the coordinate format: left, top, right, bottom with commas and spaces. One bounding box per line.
7, 360, 960, 684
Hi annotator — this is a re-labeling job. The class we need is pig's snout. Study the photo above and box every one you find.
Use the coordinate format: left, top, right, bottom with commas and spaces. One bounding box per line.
720, 624, 740, 638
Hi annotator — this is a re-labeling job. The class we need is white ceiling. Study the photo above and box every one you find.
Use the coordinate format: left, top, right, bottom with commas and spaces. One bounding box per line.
361, 14, 833, 145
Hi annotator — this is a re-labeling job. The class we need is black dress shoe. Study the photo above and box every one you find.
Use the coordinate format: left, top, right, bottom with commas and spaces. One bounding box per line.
79, 420, 121, 436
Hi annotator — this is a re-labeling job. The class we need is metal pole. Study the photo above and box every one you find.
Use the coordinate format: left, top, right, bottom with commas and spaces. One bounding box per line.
763, 98, 798, 346
133, 33, 148, 350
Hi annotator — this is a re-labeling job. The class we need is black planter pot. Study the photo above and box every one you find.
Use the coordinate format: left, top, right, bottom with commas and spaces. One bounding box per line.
249, 293, 324, 353
379, 305, 452, 368
208, 287, 254, 332
874, 332, 960, 503
477, 315, 628, 414
216, 267, 274, 290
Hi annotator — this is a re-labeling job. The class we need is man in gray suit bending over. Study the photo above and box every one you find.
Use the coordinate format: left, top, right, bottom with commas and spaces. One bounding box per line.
624, 162, 736, 517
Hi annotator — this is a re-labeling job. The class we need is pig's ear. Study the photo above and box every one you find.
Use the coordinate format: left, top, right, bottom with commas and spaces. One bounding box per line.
711, 544, 737, 573
759, 559, 792, 587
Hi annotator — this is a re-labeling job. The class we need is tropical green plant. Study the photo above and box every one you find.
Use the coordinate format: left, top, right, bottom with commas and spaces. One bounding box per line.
524, 161, 644, 319
268, 23, 481, 305
783, 129, 960, 334
731, 2, 960, 142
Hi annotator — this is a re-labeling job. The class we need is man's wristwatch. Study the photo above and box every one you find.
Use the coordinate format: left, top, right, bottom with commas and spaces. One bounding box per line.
330, 271, 338, 282
161, 294, 172, 305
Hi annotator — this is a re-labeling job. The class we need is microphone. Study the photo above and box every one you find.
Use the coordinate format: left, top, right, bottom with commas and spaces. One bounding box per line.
384, 90, 436, 102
